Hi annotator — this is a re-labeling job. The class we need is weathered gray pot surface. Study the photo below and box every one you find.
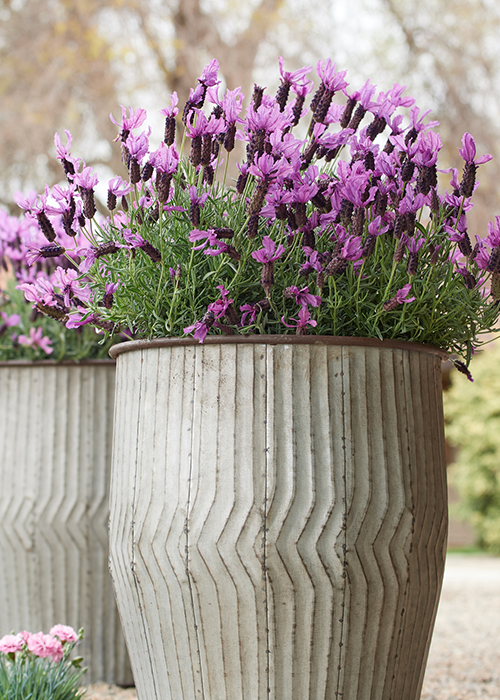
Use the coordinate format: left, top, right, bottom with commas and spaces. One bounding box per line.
0, 360, 132, 686
108, 336, 448, 700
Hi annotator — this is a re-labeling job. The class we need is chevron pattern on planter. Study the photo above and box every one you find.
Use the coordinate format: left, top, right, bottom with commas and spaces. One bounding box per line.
0, 362, 132, 686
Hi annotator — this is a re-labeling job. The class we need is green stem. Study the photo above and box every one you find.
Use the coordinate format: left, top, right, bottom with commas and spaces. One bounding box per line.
354, 260, 366, 319
166, 277, 180, 333
222, 151, 231, 189
154, 206, 165, 312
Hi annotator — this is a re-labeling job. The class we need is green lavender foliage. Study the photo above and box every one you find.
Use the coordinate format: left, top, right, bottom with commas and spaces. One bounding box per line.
85, 164, 498, 358
445, 344, 500, 553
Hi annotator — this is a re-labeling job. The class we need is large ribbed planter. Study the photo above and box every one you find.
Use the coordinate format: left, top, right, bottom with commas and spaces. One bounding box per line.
108, 336, 448, 700
0, 360, 132, 686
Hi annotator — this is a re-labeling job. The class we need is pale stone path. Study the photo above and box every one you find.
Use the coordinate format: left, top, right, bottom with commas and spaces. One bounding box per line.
421, 554, 500, 700
85, 553, 500, 700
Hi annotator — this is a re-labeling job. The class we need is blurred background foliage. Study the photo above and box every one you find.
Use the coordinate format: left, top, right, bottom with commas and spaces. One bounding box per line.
445, 345, 500, 554
1, 0, 500, 237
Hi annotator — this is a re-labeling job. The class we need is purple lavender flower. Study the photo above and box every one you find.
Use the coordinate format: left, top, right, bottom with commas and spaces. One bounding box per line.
110, 106, 148, 140
383, 283, 416, 311
199, 59, 220, 89
186, 111, 225, 139
283, 285, 321, 307
54, 130, 79, 179
17, 277, 56, 306
316, 59, 348, 92
275, 57, 313, 111
108, 176, 132, 197
246, 101, 292, 138
65, 310, 96, 329
0, 311, 21, 336
458, 133, 493, 198
486, 217, 500, 248
126, 129, 151, 165
18, 326, 53, 354
107, 176, 132, 210
149, 140, 179, 178
160, 93, 179, 119
251, 235, 285, 264
103, 281, 119, 309
281, 307, 317, 335
189, 229, 218, 251
25, 244, 65, 266
184, 284, 233, 343
248, 153, 294, 183
74, 166, 99, 219
458, 133, 492, 166
52, 268, 91, 307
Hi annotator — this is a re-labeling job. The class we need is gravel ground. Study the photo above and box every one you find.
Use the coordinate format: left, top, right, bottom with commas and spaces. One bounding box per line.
421, 554, 500, 700
85, 553, 500, 700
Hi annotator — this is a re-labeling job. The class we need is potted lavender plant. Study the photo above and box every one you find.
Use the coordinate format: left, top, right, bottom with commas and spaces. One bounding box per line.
18, 57, 500, 700
0, 211, 132, 686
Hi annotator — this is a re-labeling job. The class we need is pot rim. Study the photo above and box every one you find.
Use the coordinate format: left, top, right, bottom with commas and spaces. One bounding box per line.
109, 335, 448, 360
0, 358, 116, 367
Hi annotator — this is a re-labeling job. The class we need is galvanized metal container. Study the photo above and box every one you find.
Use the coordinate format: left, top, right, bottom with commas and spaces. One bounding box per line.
109, 337, 447, 700
0, 360, 132, 686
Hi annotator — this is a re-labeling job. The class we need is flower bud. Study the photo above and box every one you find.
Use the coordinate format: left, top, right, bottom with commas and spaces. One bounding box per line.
190, 135, 202, 167
37, 211, 56, 242
164, 116, 176, 146
261, 262, 274, 296
247, 213, 259, 239
460, 162, 477, 198
275, 81, 291, 112
340, 97, 357, 129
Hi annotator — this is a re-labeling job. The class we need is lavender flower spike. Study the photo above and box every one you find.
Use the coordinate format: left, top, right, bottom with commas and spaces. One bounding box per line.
458, 133, 492, 165
383, 283, 416, 311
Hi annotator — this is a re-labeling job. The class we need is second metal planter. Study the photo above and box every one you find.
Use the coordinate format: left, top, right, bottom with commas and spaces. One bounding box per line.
0, 360, 132, 686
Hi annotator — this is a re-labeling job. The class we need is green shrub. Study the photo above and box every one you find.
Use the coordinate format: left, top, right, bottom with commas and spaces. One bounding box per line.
445, 344, 500, 553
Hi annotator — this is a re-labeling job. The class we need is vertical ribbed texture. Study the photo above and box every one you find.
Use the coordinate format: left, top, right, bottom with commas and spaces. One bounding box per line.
0, 364, 132, 686
109, 343, 447, 700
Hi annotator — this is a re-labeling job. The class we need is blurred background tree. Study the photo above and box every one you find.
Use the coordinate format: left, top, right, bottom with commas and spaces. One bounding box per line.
1, 0, 499, 237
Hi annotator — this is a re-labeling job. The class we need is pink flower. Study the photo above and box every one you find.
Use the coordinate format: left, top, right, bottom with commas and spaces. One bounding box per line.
26, 632, 63, 661
17, 277, 56, 306
65, 311, 96, 329
458, 132, 492, 165
160, 92, 179, 119
251, 235, 285, 263
183, 319, 210, 343
278, 56, 313, 92
281, 307, 317, 334
150, 142, 180, 174
52, 268, 92, 307
108, 176, 132, 198
198, 59, 220, 88
73, 165, 99, 190
396, 283, 416, 304
126, 129, 151, 162
284, 286, 321, 307
184, 285, 233, 343
49, 625, 78, 644
0, 633, 24, 653
18, 327, 53, 354
0, 311, 21, 327
316, 59, 348, 92
110, 106, 148, 134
